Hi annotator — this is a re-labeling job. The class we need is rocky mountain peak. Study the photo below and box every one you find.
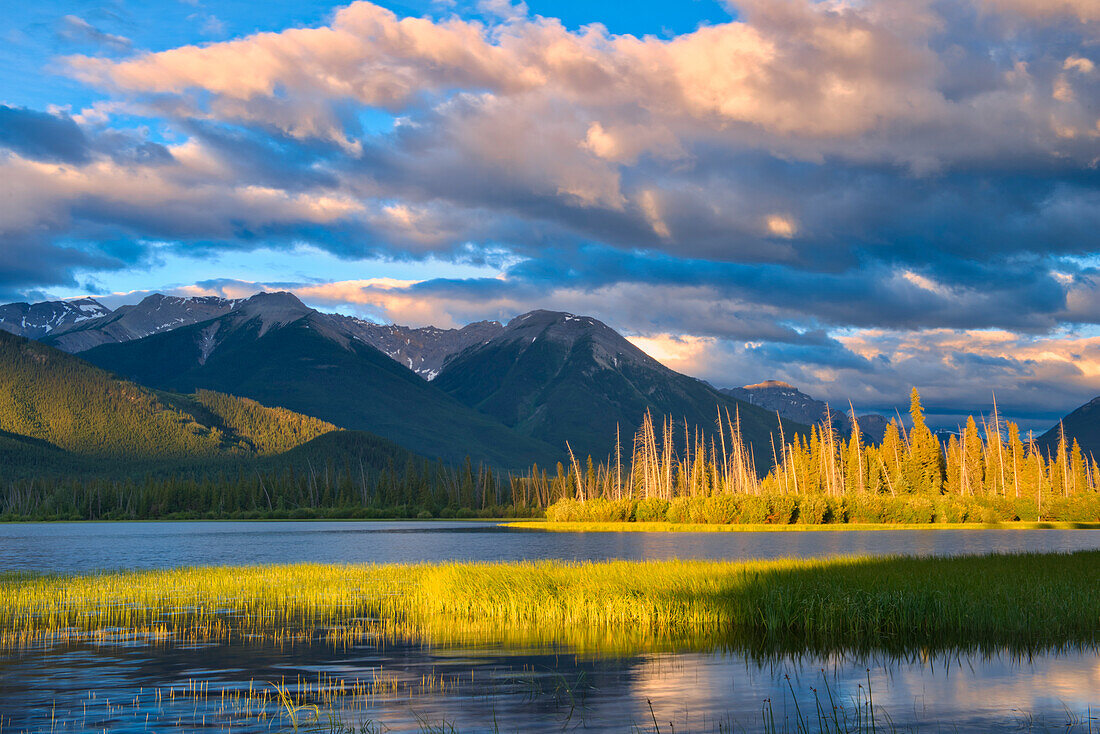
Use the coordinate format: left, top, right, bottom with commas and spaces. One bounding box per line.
0, 297, 112, 339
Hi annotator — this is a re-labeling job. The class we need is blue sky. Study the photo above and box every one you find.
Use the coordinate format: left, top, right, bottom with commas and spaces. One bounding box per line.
1, 0, 1099, 429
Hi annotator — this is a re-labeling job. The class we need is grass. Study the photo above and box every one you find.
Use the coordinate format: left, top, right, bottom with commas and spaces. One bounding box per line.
3, 552, 1100, 654
504, 519, 1100, 532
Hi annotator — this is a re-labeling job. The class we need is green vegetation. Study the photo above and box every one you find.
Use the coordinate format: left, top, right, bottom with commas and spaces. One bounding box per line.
7, 326, 1096, 527
190, 389, 337, 455
81, 309, 562, 468
0, 446, 537, 521
4, 552, 1100, 653
0, 331, 539, 521
535, 390, 1100, 524
0, 330, 275, 459
539, 493, 1100, 524
0, 330, 337, 461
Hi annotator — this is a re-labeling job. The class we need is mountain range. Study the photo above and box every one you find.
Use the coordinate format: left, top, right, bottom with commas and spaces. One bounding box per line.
0, 291, 804, 472
76, 292, 557, 469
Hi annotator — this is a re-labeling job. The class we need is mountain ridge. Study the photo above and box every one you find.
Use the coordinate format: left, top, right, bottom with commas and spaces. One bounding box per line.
79, 292, 562, 469
434, 309, 806, 465
0, 297, 110, 339
41, 294, 240, 352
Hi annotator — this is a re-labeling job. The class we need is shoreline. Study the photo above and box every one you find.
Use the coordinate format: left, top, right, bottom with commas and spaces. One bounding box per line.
503, 519, 1100, 532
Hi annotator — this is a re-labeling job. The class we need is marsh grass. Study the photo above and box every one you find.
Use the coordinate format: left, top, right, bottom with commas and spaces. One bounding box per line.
3, 552, 1100, 655
505, 519, 1100, 532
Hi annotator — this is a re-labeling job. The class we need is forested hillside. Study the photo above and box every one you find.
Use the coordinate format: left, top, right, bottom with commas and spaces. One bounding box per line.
0, 331, 335, 461
0, 330, 529, 520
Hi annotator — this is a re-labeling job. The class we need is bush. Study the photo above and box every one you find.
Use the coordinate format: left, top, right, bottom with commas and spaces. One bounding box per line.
797, 495, 830, 524
665, 497, 692, 523
767, 494, 798, 524
634, 497, 670, 522
545, 498, 583, 522
934, 497, 969, 523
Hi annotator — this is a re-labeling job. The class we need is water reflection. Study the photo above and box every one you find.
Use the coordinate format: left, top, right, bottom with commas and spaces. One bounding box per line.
2, 638, 1098, 732
3, 521, 1100, 573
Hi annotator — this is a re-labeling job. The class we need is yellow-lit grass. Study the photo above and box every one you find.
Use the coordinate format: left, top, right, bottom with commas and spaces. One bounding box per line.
3, 552, 1100, 654
503, 520, 1100, 532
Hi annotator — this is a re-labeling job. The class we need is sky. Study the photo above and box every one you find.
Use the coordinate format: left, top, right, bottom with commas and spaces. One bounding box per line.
1, 0, 1099, 431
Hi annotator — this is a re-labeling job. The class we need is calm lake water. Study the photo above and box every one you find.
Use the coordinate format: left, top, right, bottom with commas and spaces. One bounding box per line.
2, 521, 1099, 732
3, 520, 1100, 572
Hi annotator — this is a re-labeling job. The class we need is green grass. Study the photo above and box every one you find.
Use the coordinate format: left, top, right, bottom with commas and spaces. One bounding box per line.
504, 519, 1100, 532
4, 552, 1100, 654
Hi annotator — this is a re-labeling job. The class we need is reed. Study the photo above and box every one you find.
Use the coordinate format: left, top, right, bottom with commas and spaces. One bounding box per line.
3, 552, 1100, 654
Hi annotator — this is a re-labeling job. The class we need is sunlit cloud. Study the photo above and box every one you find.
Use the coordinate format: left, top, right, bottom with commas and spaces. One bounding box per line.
1, 0, 1098, 423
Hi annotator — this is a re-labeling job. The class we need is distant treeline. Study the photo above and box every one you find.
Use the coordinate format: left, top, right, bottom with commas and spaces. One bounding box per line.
1, 455, 541, 521
540, 389, 1100, 524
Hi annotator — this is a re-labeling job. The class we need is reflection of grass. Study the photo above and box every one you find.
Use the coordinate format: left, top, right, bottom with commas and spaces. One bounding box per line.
504, 520, 1100, 532
4, 552, 1100, 653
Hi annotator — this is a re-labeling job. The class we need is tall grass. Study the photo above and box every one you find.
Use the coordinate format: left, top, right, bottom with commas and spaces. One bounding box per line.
4, 552, 1100, 654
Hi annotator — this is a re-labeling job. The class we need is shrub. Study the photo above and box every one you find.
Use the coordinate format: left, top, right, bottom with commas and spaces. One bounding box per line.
796, 495, 830, 524
767, 494, 797, 524
634, 497, 670, 522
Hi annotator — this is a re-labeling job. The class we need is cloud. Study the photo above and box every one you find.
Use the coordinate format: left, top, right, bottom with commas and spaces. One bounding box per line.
0, 106, 90, 164
3, 0, 1100, 422
61, 0, 1096, 167
58, 15, 132, 52
981, 0, 1100, 23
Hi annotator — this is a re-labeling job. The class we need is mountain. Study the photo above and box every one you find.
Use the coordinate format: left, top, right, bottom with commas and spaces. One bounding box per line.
0, 297, 110, 339
80, 292, 560, 469
721, 380, 889, 443
1037, 397, 1100, 456
335, 317, 504, 379
433, 310, 805, 465
41, 293, 239, 352
0, 329, 336, 462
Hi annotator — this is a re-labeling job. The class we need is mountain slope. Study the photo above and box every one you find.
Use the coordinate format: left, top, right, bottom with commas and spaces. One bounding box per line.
42, 293, 238, 352
336, 317, 504, 379
1038, 397, 1100, 456
81, 293, 560, 469
0, 297, 110, 339
0, 329, 335, 461
433, 310, 805, 464
721, 380, 889, 443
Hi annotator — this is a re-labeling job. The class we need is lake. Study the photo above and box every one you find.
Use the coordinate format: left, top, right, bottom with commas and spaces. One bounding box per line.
4, 519, 1100, 572
2, 520, 1099, 732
